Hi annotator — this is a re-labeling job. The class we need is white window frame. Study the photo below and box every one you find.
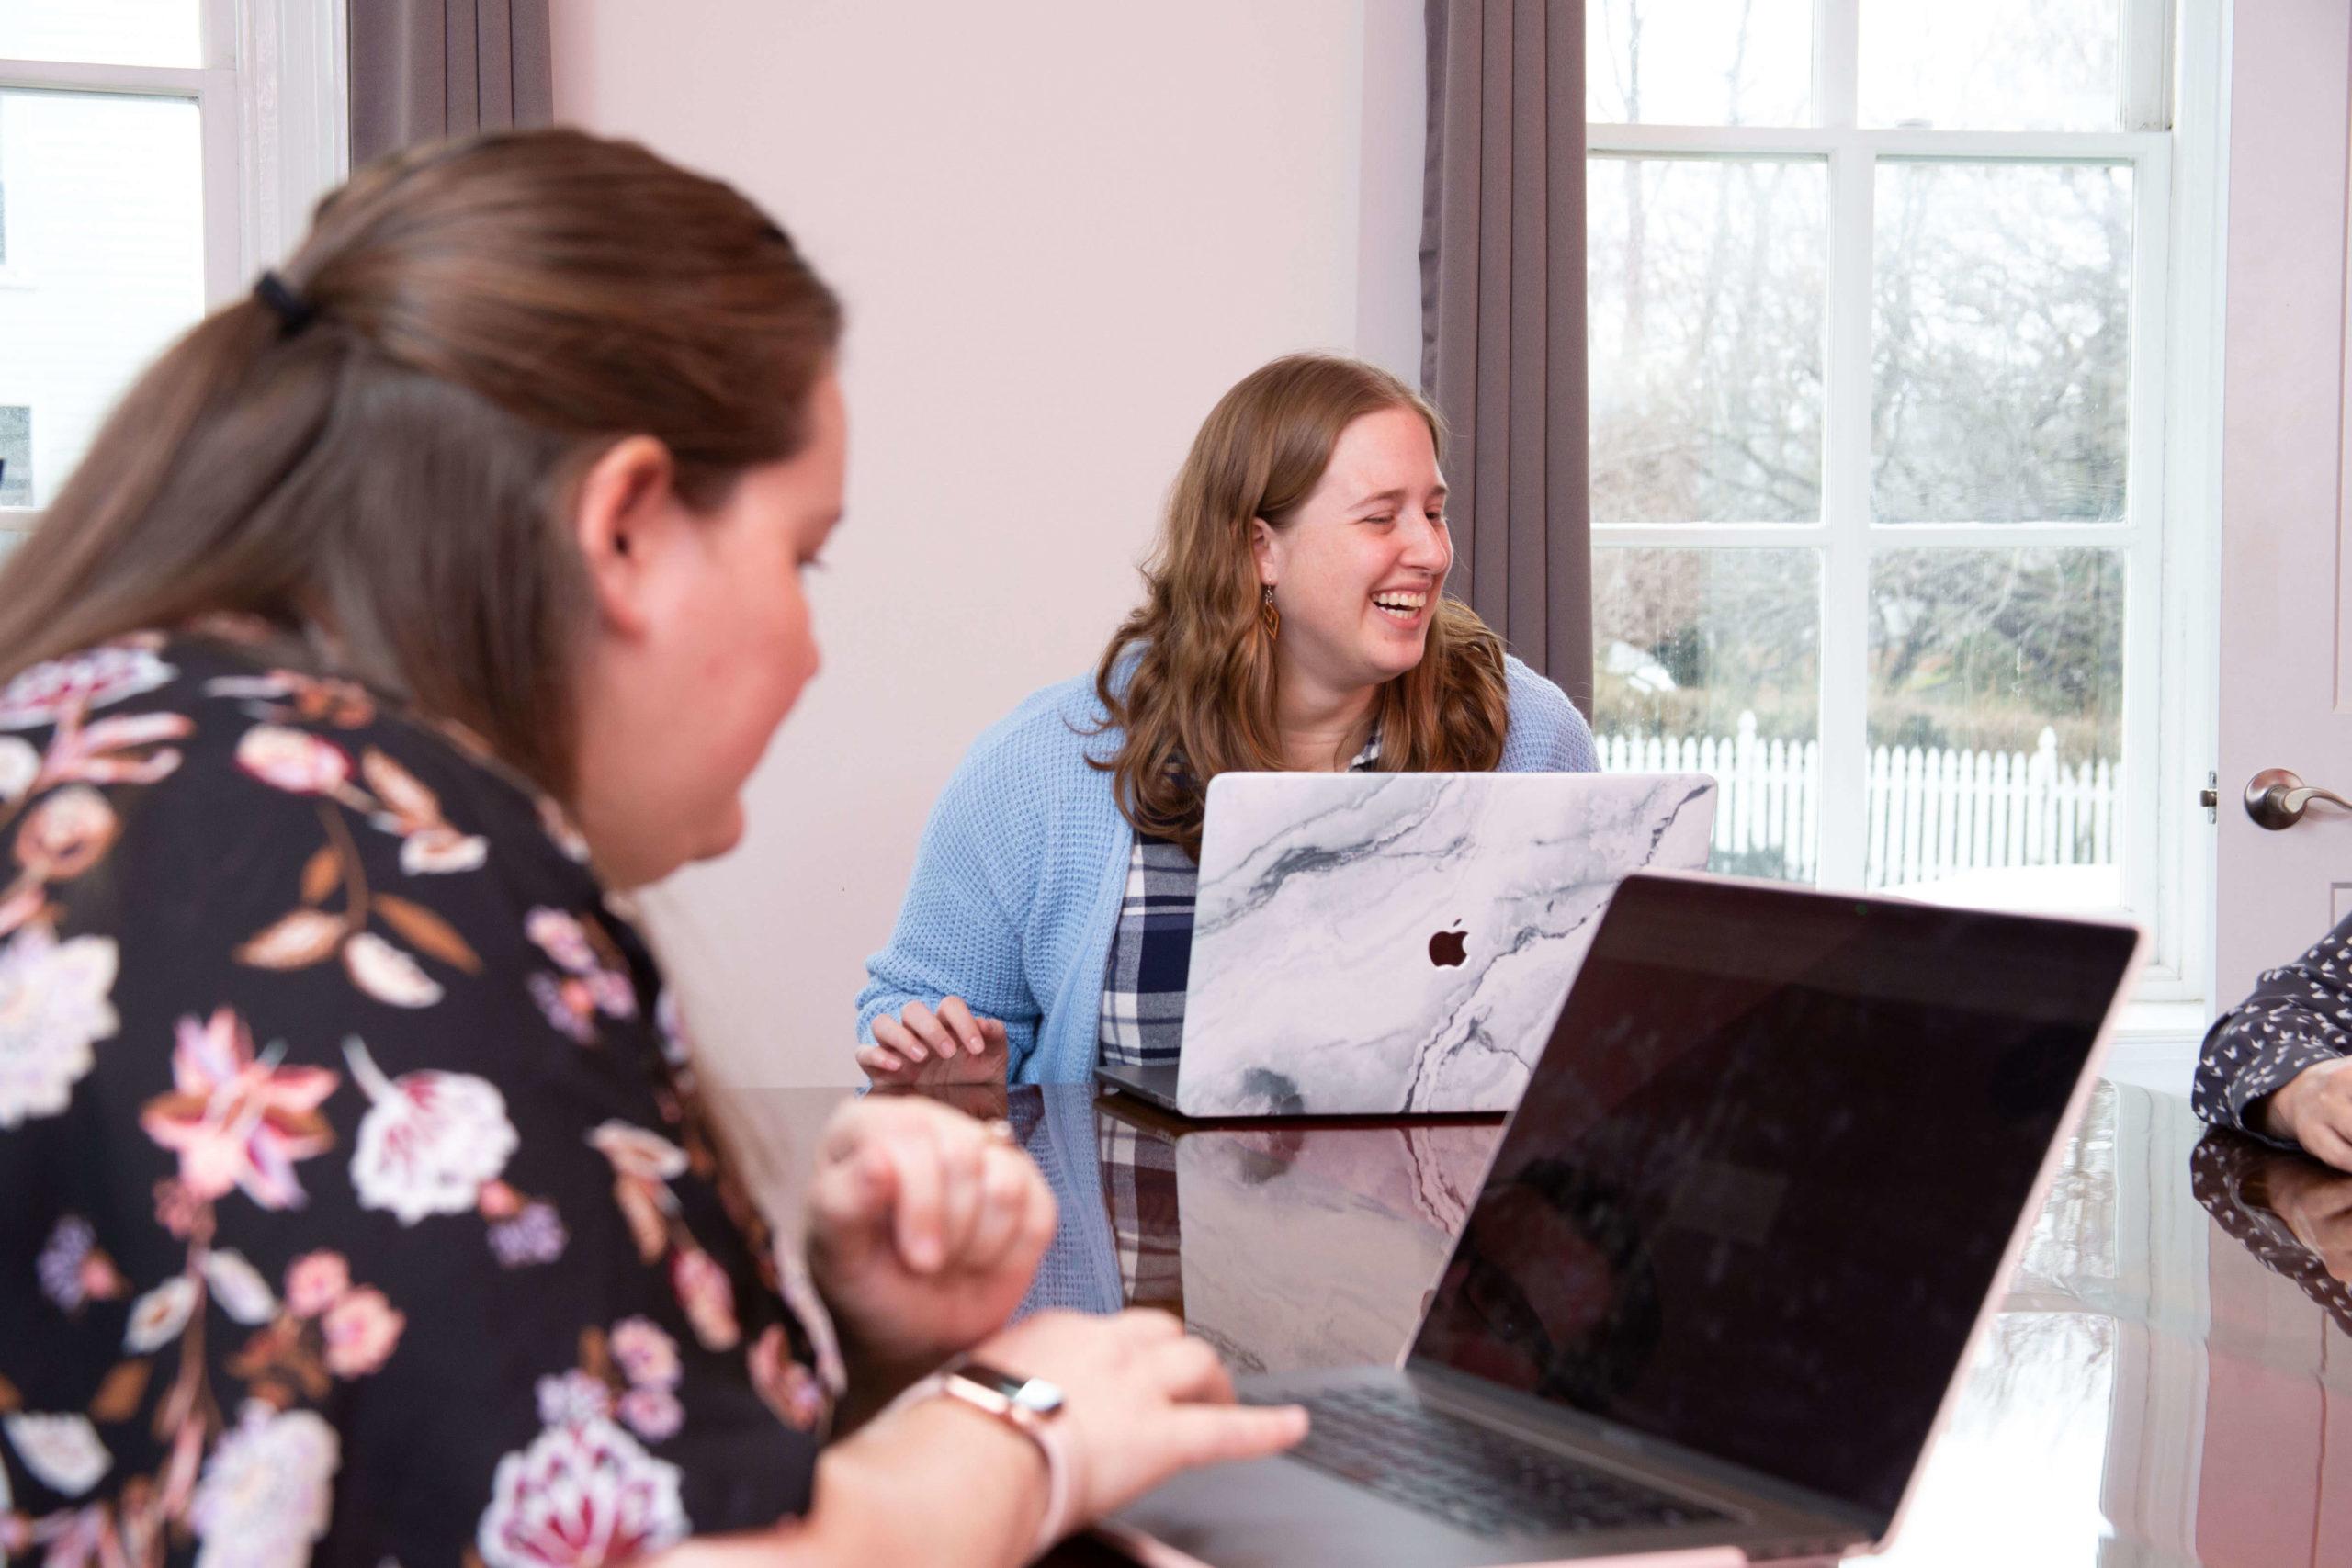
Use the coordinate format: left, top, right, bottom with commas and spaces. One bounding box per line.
0, 0, 347, 533
1587, 0, 2222, 1022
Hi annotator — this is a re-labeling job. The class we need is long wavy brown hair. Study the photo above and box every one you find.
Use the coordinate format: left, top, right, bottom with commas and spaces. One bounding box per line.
1094, 355, 1511, 859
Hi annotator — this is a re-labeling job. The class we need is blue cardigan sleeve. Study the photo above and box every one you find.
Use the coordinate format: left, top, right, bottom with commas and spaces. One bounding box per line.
854, 720, 1049, 1067
1499, 656, 1599, 773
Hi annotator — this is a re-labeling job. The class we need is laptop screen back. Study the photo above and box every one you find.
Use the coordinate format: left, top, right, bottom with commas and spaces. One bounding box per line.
1408, 874, 2138, 1523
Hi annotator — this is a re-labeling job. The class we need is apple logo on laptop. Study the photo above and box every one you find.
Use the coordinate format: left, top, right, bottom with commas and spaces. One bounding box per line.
1428, 924, 1468, 968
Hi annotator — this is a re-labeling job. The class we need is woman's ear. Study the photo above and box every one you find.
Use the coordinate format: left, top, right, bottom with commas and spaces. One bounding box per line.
572, 435, 684, 640
1250, 516, 1280, 587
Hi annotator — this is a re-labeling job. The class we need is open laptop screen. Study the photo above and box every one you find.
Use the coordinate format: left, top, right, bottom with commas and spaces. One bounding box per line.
1409, 874, 2137, 1523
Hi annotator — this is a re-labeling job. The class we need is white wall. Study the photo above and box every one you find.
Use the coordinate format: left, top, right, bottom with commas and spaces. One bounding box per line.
553, 0, 1423, 1087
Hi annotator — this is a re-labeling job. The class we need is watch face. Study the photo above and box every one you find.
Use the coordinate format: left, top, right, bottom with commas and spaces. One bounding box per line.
1010, 1378, 1064, 1417
959, 1362, 1064, 1417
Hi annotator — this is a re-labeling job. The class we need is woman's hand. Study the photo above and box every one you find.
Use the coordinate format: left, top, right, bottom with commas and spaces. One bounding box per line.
954, 1308, 1307, 1538
856, 998, 1009, 1086
806, 1095, 1057, 1392
650, 1311, 1306, 1568
2257, 1055, 2352, 1170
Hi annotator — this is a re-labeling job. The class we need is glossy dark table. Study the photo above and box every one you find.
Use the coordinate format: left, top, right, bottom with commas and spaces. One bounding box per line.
721, 1080, 2352, 1566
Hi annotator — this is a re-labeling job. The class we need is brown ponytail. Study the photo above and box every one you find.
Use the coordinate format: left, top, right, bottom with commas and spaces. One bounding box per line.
0, 129, 842, 797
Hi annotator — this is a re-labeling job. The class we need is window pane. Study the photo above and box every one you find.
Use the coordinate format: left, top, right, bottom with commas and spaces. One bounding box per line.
1859, 0, 2120, 131
0, 405, 27, 504
1867, 547, 2123, 908
1872, 162, 2131, 525
1589, 157, 1826, 524
0, 90, 207, 512
1593, 547, 1821, 884
1587, 0, 1812, 126
0, 0, 202, 69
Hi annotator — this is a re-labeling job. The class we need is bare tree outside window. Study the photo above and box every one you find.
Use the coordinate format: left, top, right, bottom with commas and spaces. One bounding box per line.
1872, 163, 2132, 525
1860, 0, 2122, 132
1589, 158, 1826, 525
1593, 547, 1820, 742
0, 0, 201, 70
1870, 547, 2123, 760
0, 407, 29, 508
1586, 0, 1812, 127
1587, 0, 2157, 909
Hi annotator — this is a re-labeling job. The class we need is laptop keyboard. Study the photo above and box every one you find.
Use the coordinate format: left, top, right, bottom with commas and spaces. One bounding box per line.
1261, 1386, 1730, 1540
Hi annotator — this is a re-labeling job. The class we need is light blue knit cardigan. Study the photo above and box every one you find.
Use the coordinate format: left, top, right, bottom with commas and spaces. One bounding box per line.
855, 655, 1599, 1084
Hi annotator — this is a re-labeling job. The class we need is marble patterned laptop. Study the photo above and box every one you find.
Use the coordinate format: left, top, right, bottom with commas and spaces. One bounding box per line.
1170, 772, 1715, 1117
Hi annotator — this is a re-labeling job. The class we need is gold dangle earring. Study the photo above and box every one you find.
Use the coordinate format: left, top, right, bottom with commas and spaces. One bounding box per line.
1260, 583, 1281, 640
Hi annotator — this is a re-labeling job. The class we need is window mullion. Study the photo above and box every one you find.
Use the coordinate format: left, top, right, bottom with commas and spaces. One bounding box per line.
197, 73, 241, 306
2123, 140, 2177, 975
1815, 0, 1860, 130
234, 0, 351, 278
1818, 131, 1874, 890
199, 0, 236, 72
2120, 0, 2177, 132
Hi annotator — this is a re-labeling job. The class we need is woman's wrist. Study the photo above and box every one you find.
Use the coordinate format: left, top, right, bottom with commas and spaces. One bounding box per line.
905, 1374, 1068, 1557
894, 1389, 1059, 1561
808, 1393, 1053, 1568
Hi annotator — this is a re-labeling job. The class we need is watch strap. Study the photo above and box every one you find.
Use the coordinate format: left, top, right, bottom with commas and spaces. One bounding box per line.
888, 1363, 1072, 1560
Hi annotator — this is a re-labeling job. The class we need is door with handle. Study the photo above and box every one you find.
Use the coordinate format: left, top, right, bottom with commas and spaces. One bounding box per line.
2243, 771, 2352, 833
2216, 0, 2352, 1003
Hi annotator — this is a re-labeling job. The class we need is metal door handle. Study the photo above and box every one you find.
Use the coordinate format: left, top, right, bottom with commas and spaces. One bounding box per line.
2245, 769, 2352, 830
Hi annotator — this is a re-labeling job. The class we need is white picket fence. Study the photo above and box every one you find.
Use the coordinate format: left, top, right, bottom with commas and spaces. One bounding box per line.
1599, 711, 2118, 887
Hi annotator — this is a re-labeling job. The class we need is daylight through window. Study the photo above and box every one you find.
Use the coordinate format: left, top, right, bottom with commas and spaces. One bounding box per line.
1587, 0, 2175, 934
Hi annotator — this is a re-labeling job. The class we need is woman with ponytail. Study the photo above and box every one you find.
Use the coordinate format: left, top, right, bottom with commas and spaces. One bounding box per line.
0, 130, 1299, 1565
857, 355, 1597, 1088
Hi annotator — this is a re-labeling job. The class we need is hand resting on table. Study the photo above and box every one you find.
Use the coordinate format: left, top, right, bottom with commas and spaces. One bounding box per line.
806, 1093, 1054, 1406
858, 995, 1011, 1087
2258, 1055, 2352, 1173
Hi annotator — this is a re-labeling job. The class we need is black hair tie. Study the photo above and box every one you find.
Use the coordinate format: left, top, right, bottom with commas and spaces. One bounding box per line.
253, 270, 317, 335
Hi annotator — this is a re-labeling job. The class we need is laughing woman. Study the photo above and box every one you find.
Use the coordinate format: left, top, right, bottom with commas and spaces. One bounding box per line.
856, 356, 1598, 1088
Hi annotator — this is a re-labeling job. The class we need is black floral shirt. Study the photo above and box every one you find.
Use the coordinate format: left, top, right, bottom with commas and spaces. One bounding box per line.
0, 632, 837, 1567
2193, 910, 2352, 1146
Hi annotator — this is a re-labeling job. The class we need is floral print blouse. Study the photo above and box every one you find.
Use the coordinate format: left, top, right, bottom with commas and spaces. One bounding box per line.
0, 632, 837, 1567
2193, 909, 2352, 1145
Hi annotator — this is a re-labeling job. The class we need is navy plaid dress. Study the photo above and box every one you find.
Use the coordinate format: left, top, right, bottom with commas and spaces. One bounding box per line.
1096, 728, 1382, 1068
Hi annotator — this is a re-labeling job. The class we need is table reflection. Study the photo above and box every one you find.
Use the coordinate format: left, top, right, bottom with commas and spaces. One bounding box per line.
718, 1077, 2352, 1566
992, 1084, 1500, 1370
2192, 1128, 2352, 1334
2188, 1128, 2352, 1566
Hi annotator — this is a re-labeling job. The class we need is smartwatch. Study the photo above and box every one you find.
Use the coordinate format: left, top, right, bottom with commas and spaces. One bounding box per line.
914, 1359, 1071, 1558
941, 1360, 1066, 1431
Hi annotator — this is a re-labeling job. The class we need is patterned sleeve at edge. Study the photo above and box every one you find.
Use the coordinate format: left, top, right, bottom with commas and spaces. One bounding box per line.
2193, 912, 2352, 1144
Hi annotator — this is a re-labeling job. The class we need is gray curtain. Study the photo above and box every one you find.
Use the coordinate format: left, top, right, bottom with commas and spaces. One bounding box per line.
1420, 0, 1594, 716
349, 0, 554, 166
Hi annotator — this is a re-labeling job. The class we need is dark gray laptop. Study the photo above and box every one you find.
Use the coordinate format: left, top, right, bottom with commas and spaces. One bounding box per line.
1101, 871, 2143, 1567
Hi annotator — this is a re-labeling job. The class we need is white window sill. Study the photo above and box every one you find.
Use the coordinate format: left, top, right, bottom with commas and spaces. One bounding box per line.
2104, 999, 2209, 1098
2114, 998, 2210, 1043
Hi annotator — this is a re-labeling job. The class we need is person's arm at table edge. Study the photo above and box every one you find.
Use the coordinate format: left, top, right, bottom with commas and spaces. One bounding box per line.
646, 1393, 1051, 1568
2199, 912, 2352, 1157
855, 728, 1046, 1077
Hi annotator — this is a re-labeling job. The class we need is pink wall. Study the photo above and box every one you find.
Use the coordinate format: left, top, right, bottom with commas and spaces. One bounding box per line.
551, 1, 1425, 1086
2214, 0, 2352, 1001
